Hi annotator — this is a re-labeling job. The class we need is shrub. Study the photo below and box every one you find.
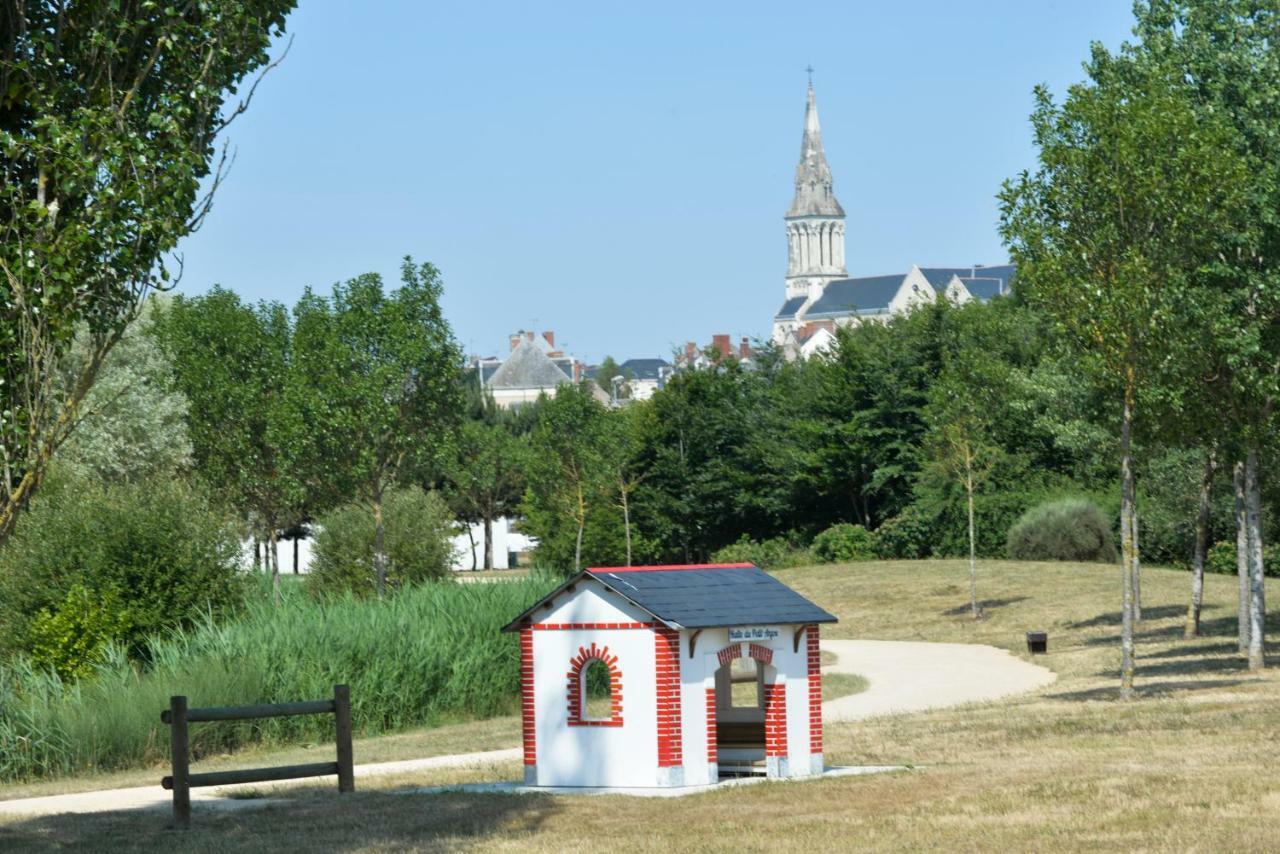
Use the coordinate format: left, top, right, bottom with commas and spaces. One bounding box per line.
874, 507, 934, 559
812, 523, 877, 563
1006, 497, 1117, 563
1205, 540, 1280, 577
0, 474, 245, 661
27, 585, 132, 680
309, 486, 457, 598
0, 573, 558, 782
711, 535, 813, 570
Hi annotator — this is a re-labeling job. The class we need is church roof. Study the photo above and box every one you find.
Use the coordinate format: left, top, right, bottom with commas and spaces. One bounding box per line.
487, 338, 573, 390
959, 277, 1004, 300
807, 274, 905, 316
775, 295, 808, 319
920, 265, 1015, 295
787, 83, 845, 218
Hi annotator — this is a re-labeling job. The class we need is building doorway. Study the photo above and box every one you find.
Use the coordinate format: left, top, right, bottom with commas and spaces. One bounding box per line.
714, 655, 767, 777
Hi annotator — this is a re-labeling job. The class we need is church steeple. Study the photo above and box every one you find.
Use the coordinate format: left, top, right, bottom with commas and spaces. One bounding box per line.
788, 82, 844, 218
785, 79, 846, 298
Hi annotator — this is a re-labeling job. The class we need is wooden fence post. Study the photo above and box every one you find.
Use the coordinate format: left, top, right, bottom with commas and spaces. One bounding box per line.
334, 684, 354, 793
169, 695, 190, 829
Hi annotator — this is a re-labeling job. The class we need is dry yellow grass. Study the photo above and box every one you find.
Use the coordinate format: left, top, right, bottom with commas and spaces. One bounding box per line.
3, 559, 1279, 852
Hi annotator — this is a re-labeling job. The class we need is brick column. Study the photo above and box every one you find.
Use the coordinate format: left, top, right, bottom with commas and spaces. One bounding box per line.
764, 682, 788, 778
807, 624, 823, 775
705, 686, 717, 768
654, 627, 683, 784
520, 627, 536, 783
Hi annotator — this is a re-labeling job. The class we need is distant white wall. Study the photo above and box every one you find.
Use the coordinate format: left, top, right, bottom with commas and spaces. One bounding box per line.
451, 517, 537, 571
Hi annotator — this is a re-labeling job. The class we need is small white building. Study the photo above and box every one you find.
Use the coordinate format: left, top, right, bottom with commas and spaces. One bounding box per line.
502, 563, 837, 788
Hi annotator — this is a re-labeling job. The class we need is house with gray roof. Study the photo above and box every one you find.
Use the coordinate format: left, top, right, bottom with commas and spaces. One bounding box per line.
476, 330, 605, 409
771, 81, 1014, 357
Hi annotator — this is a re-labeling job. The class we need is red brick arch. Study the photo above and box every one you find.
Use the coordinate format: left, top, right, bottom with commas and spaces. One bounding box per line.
716, 642, 774, 668
566, 643, 623, 726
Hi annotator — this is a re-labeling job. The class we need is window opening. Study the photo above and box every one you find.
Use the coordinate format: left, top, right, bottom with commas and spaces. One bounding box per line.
581, 658, 613, 721
729, 656, 762, 709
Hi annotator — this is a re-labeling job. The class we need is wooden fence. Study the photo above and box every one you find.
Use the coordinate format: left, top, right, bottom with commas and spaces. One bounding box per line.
161, 684, 354, 828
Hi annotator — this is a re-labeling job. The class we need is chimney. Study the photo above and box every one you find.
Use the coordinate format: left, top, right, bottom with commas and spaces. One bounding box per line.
684, 341, 697, 362
712, 334, 731, 360
525, 330, 535, 343
542, 330, 555, 348
739, 337, 751, 360
509, 332, 522, 352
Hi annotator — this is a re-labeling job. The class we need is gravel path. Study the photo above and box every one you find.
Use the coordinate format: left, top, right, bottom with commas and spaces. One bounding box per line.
822, 638, 1056, 721
0, 640, 1054, 817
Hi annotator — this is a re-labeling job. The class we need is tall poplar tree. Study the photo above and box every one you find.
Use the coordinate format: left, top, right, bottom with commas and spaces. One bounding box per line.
0, 1, 293, 544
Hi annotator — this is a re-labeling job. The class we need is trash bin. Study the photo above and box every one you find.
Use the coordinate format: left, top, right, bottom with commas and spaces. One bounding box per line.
1026, 631, 1048, 654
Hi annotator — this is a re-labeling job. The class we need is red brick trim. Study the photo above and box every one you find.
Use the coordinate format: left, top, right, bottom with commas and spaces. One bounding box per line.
705, 686, 717, 765
748, 643, 773, 665
533, 621, 657, 630
806, 625, 822, 754
566, 643, 623, 727
655, 627, 683, 767
764, 683, 788, 758
716, 643, 743, 668
520, 627, 536, 766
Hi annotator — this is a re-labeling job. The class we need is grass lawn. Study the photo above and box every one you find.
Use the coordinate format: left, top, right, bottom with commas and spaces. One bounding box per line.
3, 559, 1279, 852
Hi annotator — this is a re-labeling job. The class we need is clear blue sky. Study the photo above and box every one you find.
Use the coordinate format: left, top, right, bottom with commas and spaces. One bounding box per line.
174, 0, 1137, 364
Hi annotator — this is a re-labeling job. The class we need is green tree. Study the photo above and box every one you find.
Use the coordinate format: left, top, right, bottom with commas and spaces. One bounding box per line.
0, 1, 294, 544
924, 354, 1002, 619
1133, 0, 1280, 670
153, 288, 301, 604
289, 258, 463, 596
56, 300, 192, 483
444, 419, 526, 570
522, 384, 610, 574
1000, 53, 1250, 697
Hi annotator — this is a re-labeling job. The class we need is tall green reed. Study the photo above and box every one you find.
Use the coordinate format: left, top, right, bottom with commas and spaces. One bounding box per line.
0, 573, 556, 782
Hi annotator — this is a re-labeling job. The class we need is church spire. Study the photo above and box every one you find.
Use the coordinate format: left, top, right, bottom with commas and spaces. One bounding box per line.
787, 81, 844, 218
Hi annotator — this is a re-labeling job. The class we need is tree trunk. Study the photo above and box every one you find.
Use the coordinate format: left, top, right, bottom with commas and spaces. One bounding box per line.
966, 459, 979, 620
1235, 460, 1251, 654
466, 522, 477, 571
575, 516, 585, 576
1186, 448, 1217, 638
254, 537, 262, 572
1245, 448, 1266, 670
484, 516, 494, 571
1118, 384, 1137, 700
1131, 508, 1142, 623
293, 534, 300, 575
373, 496, 388, 598
621, 481, 633, 567
269, 526, 281, 607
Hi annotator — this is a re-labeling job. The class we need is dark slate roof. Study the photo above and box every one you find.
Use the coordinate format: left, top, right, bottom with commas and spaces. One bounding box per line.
920, 265, 1015, 295
502, 564, 837, 631
620, 358, 670, 381
488, 338, 572, 390
807, 274, 906, 316
775, 295, 808, 319
958, 276, 1003, 300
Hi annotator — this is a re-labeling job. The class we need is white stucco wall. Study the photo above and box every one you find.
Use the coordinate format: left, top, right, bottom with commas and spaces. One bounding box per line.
530, 581, 661, 787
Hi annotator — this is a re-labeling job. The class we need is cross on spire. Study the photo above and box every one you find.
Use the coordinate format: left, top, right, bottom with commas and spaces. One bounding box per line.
805, 65, 814, 85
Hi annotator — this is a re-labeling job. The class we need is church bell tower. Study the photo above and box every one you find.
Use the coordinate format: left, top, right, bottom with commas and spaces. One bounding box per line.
785, 81, 846, 300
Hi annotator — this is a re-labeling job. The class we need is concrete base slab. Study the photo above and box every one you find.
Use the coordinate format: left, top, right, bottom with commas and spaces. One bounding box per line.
403, 764, 909, 798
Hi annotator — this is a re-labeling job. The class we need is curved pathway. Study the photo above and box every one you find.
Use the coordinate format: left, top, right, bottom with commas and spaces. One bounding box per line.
822, 638, 1056, 722
0, 640, 1054, 816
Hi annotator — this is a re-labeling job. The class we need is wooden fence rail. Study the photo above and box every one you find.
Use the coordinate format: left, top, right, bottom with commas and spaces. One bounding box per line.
161, 684, 354, 828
